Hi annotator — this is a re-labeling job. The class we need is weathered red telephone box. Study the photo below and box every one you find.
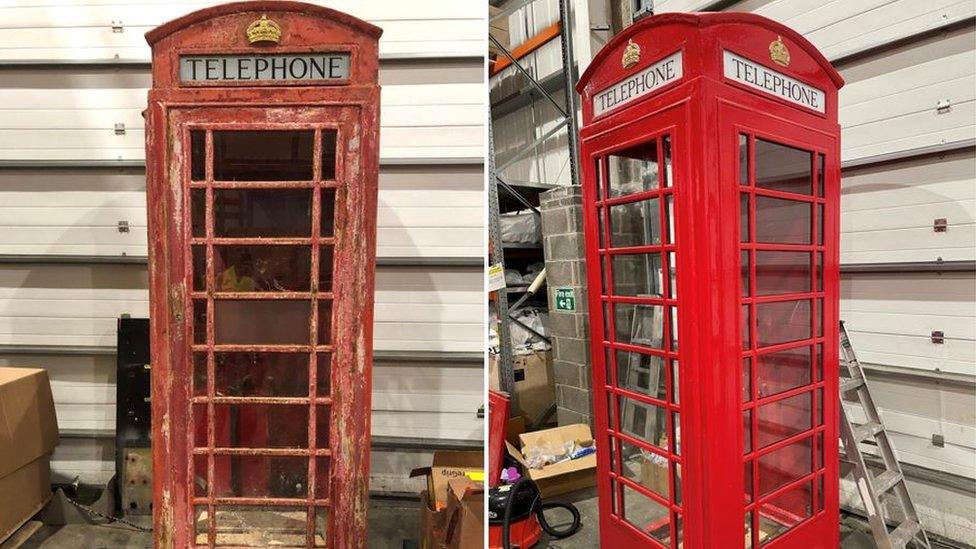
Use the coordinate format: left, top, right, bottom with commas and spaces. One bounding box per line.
145, 3, 380, 547
576, 13, 843, 549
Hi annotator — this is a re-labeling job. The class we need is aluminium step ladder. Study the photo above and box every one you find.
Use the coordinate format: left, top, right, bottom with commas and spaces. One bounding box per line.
839, 321, 931, 549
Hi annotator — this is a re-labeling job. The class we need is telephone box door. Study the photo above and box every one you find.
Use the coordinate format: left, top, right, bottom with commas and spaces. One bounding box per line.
723, 103, 839, 548
583, 105, 687, 548
150, 103, 373, 547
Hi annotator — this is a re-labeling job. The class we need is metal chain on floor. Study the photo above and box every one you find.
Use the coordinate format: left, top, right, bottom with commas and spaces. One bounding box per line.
63, 495, 153, 533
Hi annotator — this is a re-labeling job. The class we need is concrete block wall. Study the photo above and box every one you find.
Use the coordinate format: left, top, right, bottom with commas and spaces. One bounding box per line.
540, 186, 594, 430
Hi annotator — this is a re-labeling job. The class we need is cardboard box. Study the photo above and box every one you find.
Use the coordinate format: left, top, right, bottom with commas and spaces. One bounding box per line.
506, 424, 596, 498
410, 450, 483, 549
510, 351, 556, 423
442, 477, 484, 549
0, 367, 59, 543
418, 490, 446, 549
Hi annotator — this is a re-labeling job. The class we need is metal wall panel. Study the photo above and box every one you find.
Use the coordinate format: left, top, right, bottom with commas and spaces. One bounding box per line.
0, 1, 483, 61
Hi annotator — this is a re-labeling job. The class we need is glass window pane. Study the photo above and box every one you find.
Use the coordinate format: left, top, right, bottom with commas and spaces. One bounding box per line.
316, 405, 331, 448
755, 138, 812, 195
608, 141, 659, 197
662, 135, 672, 188
759, 480, 813, 546
611, 253, 662, 297
321, 130, 337, 181
208, 506, 309, 547
741, 251, 751, 297
192, 246, 206, 292
755, 196, 811, 244
757, 300, 811, 347
191, 130, 206, 181
617, 395, 667, 450
313, 508, 328, 546
193, 353, 207, 397
670, 359, 680, 405
214, 300, 310, 345
193, 403, 207, 448
756, 251, 811, 296
614, 303, 664, 349
740, 193, 750, 242
758, 436, 812, 497
318, 246, 334, 292
315, 457, 332, 499
743, 408, 753, 454
742, 357, 752, 402
610, 198, 660, 247
817, 154, 825, 197
742, 304, 751, 349
597, 208, 606, 249
214, 189, 312, 238
211, 455, 308, 498
212, 352, 309, 397
193, 454, 207, 497
621, 483, 671, 545
757, 346, 812, 398
214, 245, 311, 292
212, 404, 308, 448
758, 392, 813, 449
191, 189, 206, 237
619, 438, 669, 499
667, 251, 677, 299
616, 350, 666, 400
739, 134, 749, 185
213, 130, 314, 181
320, 188, 336, 237
665, 195, 675, 244
669, 307, 678, 351
193, 299, 207, 345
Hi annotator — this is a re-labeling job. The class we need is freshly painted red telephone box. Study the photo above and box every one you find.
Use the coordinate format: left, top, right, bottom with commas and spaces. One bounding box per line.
145, 3, 380, 547
576, 13, 843, 549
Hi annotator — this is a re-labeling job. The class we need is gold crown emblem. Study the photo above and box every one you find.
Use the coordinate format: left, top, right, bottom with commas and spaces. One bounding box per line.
622, 39, 641, 69
246, 15, 281, 44
769, 35, 790, 67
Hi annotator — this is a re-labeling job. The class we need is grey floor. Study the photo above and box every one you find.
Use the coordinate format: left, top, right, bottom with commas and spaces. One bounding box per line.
532, 488, 883, 548
4, 497, 418, 549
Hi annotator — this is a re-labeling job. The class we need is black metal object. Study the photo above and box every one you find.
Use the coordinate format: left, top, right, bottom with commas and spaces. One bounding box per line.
115, 317, 151, 515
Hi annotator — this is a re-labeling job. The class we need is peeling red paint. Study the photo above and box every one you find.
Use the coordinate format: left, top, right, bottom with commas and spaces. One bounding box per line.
146, 3, 380, 547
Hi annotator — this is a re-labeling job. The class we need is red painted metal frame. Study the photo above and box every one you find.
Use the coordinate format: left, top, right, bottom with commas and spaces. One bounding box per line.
145, 3, 380, 548
575, 13, 843, 549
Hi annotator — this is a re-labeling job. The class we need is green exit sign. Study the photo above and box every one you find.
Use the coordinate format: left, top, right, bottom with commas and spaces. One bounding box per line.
554, 287, 576, 311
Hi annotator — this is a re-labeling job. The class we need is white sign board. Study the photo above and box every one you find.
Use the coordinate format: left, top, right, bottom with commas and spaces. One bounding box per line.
593, 51, 683, 117
723, 51, 825, 114
180, 53, 350, 83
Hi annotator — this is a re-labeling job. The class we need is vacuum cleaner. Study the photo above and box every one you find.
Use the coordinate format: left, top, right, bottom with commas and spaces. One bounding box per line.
487, 477, 582, 549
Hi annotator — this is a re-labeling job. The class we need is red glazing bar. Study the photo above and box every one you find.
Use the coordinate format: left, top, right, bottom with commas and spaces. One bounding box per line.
191, 237, 330, 246
194, 344, 335, 353
191, 497, 331, 506
306, 128, 324, 548
603, 243, 676, 255
189, 396, 332, 405
191, 448, 332, 457
746, 133, 761, 549
202, 128, 217, 548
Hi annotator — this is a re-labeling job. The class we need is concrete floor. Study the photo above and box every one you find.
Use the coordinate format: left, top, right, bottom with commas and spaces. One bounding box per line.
6, 496, 419, 549
533, 488, 885, 548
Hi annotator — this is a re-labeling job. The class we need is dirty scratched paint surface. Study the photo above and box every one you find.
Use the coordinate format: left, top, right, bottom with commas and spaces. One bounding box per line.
145, 3, 381, 547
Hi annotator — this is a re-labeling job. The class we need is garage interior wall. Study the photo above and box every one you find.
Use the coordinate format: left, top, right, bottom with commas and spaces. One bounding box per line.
0, 0, 485, 496
491, 0, 975, 543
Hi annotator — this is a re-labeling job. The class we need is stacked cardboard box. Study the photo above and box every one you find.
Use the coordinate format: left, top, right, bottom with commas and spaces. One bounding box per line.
410, 450, 484, 549
0, 368, 59, 543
